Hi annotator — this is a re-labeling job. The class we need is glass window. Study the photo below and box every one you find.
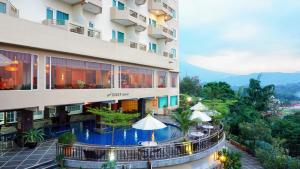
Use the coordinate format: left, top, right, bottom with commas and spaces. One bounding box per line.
112, 30, 116, 40
117, 31, 125, 43
172, 29, 176, 38
6, 111, 16, 123
112, 0, 117, 7
170, 96, 178, 106
120, 66, 153, 88
0, 112, 4, 125
171, 48, 176, 58
149, 19, 156, 27
157, 71, 167, 88
117, 1, 125, 10
56, 10, 69, 25
89, 21, 94, 28
66, 104, 83, 115
33, 111, 44, 120
33, 55, 38, 89
0, 2, 6, 14
0, 50, 37, 90
46, 8, 53, 20
158, 96, 168, 108
149, 43, 157, 53
170, 72, 178, 88
47, 57, 113, 89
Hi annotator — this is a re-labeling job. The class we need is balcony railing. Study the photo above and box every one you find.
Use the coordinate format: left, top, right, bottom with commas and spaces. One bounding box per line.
69, 23, 85, 35
56, 125, 224, 162
88, 29, 101, 39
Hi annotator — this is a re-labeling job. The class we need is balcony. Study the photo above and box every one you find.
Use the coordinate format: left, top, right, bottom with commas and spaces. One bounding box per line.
148, 25, 174, 42
0, 0, 19, 17
59, 0, 102, 14
42, 19, 85, 35
148, 0, 173, 21
82, 0, 102, 14
110, 7, 147, 32
135, 0, 146, 5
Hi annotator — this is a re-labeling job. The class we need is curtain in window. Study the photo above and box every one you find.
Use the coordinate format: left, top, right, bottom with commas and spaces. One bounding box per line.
56, 11, 69, 25
47, 8, 53, 20
0, 2, 6, 14
117, 1, 125, 10
158, 97, 168, 108
170, 96, 178, 106
117, 31, 125, 43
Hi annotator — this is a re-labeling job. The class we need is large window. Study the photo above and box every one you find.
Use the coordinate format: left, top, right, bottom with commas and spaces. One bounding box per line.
6, 111, 17, 123
0, 50, 38, 90
0, 112, 4, 125
120, 66, 153, 88
170, 72, 178, 88
0, 2, 6, 14
46, 57, 113, 89
158, 96, 168, 108
157, 71, 167, 88
170, 96, 178, 106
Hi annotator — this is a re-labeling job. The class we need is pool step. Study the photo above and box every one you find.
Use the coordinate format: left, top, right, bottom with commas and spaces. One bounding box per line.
24, 160, 58, 169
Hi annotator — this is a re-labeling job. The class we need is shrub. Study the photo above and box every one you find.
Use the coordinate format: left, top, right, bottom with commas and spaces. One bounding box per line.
58, 132, 77, 145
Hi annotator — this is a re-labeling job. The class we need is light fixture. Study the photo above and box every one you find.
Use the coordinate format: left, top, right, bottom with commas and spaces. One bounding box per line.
187, 97, 192, 102
5, 66, 18, 72
109, 149, 115, 161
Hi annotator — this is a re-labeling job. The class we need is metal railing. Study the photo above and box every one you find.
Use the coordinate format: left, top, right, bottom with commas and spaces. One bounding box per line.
88, 29, 101, 39
0, 132, 16, 154
56, 125, 224, 162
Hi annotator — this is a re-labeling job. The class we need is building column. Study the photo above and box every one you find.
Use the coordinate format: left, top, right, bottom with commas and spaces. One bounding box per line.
138, 98, 146, 118
56, 105, 69, 125
17, 109, 34, 133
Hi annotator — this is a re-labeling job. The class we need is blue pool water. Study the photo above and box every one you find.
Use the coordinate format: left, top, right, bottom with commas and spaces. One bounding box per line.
46, 120, 181, 146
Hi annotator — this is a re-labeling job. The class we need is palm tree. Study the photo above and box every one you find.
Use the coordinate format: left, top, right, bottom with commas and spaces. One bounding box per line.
171, 109, 200, 140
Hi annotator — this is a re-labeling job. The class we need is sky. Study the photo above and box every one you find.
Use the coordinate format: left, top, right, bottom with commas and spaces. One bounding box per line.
179, 0, 300, 75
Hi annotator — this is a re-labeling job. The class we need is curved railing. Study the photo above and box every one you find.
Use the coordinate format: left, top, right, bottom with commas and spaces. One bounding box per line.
56, 125, 224, 162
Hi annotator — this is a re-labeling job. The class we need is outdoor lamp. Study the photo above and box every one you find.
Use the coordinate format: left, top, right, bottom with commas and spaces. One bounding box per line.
109, 149, 115, 161
187, 97, 192, 102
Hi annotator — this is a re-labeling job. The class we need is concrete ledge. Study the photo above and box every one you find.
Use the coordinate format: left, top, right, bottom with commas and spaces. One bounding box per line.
64, 135, 226, 169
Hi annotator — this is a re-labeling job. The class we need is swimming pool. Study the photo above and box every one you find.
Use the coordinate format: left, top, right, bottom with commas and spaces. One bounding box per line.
45, 120, 182, 146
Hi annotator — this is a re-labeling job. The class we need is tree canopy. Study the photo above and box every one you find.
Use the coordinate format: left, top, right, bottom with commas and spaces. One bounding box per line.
180, 76, 202, 97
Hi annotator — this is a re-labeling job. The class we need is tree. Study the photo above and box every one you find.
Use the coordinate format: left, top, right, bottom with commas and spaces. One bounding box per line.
219, 148, 241, 169
171, 109, 200, 140
88, 107, 140, 145
202, 82, 235, 100
180, 76, 202, 96
244, 78, 275, 112
239, 119, 272, 150
272, 112, 300, 157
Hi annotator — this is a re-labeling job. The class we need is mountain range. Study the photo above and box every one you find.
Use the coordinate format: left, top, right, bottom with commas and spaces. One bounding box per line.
180, 61, 300, 86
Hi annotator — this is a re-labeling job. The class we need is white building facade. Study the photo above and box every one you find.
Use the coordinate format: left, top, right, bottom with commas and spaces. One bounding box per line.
0, 0, 179, 130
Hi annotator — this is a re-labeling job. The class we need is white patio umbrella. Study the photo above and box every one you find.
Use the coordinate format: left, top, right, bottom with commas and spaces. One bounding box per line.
132, 114, 167, 142
190, 111, 212, 122
190, 102, 208, 111
132, 114, 167, 130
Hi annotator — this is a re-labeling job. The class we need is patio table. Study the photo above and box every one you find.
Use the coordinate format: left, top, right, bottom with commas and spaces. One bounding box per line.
190, 131, 205, 137
202, 125, 214, 135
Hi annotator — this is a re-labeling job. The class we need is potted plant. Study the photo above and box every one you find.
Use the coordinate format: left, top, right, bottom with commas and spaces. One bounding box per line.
23, 128, 44, 149
58, 132, 77, 156
56, 154, 65, 169
77, 80, 85, 89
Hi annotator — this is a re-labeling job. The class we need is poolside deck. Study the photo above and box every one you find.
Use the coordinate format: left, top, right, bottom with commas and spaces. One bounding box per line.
0, 140, 56, 169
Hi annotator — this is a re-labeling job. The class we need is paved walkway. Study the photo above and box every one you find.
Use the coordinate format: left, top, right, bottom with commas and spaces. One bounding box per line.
227, 143, 263, 169
0, 140, 56, 169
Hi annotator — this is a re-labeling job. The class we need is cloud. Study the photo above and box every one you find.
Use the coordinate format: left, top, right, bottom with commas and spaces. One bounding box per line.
220, 22, 262, 42
179, 0, 272, 28
186, 50, 300, 75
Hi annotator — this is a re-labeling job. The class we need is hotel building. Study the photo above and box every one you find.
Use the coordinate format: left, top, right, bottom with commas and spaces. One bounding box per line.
0, 0, 179, 132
